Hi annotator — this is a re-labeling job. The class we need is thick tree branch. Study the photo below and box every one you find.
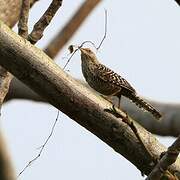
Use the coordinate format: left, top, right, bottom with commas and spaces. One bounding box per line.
0, 21, 180, 177
7, 78, 180, 137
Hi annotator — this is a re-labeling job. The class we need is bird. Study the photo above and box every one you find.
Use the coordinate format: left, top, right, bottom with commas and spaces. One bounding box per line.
80, 47, 162, 120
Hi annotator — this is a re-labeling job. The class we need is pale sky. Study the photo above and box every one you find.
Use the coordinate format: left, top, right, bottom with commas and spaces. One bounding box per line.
1, 0, 180, 179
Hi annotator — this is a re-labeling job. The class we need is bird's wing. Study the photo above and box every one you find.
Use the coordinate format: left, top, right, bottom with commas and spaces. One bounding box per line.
97, 64, 136, 93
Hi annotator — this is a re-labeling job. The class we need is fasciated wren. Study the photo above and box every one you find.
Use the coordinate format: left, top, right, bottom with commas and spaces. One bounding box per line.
80, 48, 162, 120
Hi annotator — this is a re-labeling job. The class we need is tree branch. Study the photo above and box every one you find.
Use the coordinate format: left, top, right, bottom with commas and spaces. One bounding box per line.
147, 135, 180, 179
28, 0, 63, 44
18, 0, 30, 38
174, 0, 180, 6
0, 20, 180, 177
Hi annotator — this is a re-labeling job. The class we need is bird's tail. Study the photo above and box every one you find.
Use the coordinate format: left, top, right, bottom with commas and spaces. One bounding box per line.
127, 93, 162, 120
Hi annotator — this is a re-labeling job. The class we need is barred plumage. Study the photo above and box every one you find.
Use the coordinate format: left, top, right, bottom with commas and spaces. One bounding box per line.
97, 64, 136, 93
80, 48, 161, 120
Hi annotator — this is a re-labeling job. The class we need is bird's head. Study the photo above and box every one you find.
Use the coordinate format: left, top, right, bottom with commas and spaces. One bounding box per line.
80, 48, 99, 64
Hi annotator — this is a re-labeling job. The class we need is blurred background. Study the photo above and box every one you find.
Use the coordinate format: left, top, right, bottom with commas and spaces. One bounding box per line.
1, 0, 180, 179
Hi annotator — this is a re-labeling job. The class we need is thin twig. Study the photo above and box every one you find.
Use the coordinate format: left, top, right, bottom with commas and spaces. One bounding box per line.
146, 135, 180, 179
28, 0, 63, 44
63, 41, 97, 70
63, 49, 78, 70
64, 10, 107, 70
18, 0, 30, 38
44, 0, 101, 59
97, 9, 107, 50
63, 9, 107, 69
18, 110, 60, 177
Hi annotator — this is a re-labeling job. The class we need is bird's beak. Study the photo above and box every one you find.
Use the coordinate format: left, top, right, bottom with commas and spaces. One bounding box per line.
80, 48, 86, 54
